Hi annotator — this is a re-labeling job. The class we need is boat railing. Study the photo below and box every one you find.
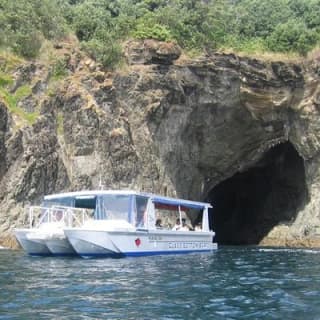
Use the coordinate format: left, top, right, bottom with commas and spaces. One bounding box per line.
27, 206, 92, 228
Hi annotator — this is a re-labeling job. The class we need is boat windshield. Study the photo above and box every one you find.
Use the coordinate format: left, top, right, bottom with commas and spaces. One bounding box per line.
42, 197, 75, 208
96, 194, 131, 221
39, 196, 96, 223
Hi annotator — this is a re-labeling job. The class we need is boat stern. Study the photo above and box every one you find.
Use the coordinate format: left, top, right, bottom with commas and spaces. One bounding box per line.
14, 228, 51, 256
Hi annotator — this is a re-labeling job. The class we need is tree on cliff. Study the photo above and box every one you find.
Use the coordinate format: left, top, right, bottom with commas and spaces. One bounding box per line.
0, 0, 67, 58
0, 0, 320, 67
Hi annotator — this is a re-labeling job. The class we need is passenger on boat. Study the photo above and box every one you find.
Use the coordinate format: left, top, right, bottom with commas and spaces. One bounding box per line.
155, 219, 163, 229
195, 223, 202, 231
180, 218, 190, 231
172, 218, 181, 230
172, 218, 190, 231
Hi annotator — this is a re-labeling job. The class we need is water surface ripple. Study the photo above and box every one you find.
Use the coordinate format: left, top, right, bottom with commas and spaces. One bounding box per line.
0, 246, 320, 319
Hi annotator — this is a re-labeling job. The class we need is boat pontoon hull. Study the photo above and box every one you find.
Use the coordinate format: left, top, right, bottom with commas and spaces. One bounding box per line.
65, 228, 217, 258
45, 238, 77, 256
14, 229, 51, 256
14, 206, 91, 257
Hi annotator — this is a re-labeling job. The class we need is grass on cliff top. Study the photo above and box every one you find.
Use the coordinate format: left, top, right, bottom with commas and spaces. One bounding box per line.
306, 47, 320, 62
218, 38, 302, 63
234, 50, 301, 63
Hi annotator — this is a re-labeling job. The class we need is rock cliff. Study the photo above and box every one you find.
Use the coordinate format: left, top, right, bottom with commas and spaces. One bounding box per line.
1, 40, 320, 248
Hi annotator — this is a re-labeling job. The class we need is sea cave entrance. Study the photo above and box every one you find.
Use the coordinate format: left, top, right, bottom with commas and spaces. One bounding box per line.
206, 142, 308, 245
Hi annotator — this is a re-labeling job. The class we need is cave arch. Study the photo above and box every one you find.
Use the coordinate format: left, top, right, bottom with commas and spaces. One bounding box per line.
206, 142, 308, 245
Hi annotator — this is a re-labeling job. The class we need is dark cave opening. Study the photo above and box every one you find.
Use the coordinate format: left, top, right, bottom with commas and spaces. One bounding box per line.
206, 142, 308, 245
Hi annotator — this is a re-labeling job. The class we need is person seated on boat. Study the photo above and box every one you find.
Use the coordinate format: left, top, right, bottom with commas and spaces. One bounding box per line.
155, 219, 163, 229
172, 218, 190, 231
180, 218, 190, 231
172, 218, 181, 230
195, 222, 202, 231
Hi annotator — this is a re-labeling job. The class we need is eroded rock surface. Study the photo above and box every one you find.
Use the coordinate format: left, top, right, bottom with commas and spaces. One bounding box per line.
1, 40, 320, 248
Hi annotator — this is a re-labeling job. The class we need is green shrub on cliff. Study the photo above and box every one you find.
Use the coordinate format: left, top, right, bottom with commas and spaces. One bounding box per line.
81, 37, 122, 69
233, 0, 291, 39
13, 29, 43, 58
71, 1, 112, 42
0, 0, 67, 57
267, 19, 318, 55
52, 58, 69, 79
134, 23, 172, 42
2, 0, 320, 68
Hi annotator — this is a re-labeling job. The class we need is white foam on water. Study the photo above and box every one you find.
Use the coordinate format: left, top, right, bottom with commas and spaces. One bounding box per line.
258, 247, 320, 254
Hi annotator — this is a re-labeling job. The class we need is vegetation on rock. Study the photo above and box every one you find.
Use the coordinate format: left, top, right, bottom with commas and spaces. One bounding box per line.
0, 0, 320, 67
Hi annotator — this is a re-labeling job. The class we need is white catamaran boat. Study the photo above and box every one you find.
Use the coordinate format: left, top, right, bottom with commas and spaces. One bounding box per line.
14, 196, 92, 256
63, 190, 217, 258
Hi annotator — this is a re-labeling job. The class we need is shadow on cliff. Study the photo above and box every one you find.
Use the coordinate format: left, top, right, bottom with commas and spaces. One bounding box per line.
206, 142, 308, 245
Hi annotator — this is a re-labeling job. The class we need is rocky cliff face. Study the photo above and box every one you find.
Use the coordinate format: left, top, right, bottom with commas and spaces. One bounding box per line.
1, 40, 320, 248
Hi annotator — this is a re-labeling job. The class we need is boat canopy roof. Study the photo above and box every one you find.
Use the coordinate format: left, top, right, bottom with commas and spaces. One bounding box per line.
147, 194, 211, 210
44, 190, 212, 210
44, 190, 138, 200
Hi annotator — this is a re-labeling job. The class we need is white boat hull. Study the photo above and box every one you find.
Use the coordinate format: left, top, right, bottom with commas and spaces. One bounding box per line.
14, 229, 51, 256
45, 237, 76, 256
65, 228, 217, 258
15, 225, 76, 256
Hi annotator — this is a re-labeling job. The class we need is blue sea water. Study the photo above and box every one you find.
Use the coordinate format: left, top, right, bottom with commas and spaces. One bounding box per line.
0, 246, 320, 320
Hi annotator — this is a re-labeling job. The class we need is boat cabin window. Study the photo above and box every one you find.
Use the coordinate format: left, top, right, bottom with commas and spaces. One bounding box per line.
135, 196, 149, 228
154, 203, 203, 231
74, 196, 96, 218
41, 195, 96, 221
42, 197, 75, 208
74, 196, 96, 209
41, 197, 75, 223
96, 194, 131, 221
